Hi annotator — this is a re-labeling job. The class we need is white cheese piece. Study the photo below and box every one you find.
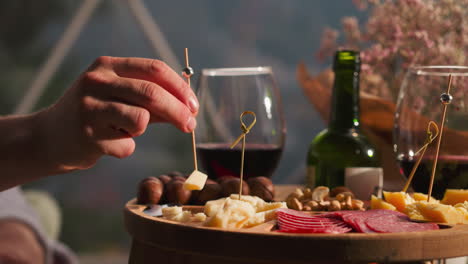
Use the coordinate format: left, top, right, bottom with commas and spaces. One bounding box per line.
205, 198, 226, 216
192, 212, 207, 222
204, 197, 256, 228
183, 170, 208, 190
162, 206, 183, 217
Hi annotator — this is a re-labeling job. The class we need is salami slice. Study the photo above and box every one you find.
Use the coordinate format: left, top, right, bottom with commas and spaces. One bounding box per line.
276, 208, 438, 234
276, 208, 352, 233
365, 214, 439, 233
328, 210, 408, 233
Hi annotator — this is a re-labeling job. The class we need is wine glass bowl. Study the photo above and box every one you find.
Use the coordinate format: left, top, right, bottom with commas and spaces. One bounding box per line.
195, 67, 286, 180
394, 66, 468, 198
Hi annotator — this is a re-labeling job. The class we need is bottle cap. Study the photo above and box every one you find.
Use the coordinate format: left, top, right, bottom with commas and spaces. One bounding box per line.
333, 50, 361, 71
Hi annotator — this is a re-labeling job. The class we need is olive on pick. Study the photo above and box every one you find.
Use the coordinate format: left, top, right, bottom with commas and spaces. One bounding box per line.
137, 177, 164, 205
247, 176, 275, 202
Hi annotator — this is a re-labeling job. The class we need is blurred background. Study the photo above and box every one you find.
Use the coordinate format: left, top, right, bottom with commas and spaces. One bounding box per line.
1, 0, 365, 262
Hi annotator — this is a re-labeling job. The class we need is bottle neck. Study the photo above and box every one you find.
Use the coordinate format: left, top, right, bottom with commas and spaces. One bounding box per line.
329, 69, 360, 131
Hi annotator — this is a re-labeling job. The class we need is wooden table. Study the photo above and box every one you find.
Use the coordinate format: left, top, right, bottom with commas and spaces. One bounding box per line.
124, 185, 468, 264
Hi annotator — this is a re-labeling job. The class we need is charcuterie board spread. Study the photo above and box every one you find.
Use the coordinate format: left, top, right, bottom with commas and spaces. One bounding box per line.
125, 50, 468, 263
125, 183, 468, 263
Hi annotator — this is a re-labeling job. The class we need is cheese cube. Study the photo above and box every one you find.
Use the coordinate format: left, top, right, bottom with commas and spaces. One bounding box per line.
193, 212, 207, 222
414, 201, 464, 224
405, 203, 426, 221
412, 192, 438, 203
441, 189, 468, 205
183, 170, 208, 190
371, 195, 397, 211
205, 198, 226, 216
162, 206, 183, 217
256, 202, 287, 213
204, 198, 256, 228
230, 194, 265, 209
383, 191, 415, 212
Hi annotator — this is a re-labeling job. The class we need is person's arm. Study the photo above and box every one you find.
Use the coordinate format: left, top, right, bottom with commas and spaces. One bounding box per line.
0, 220, 45, 264
0, 56, 199, 191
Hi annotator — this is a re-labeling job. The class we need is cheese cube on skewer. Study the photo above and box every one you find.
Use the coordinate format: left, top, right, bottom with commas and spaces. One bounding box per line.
183, 170, 208, 190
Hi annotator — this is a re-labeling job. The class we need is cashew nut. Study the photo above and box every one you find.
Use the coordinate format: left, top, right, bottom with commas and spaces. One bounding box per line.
343, 195, 353, 210
352, 199, 365, 210
306, 200, 320, 211
329, 200, 341, 211
312, 186, 330, 202
287, 197, 303, 211
303, 188, 313, 199
336, 192, 354, 202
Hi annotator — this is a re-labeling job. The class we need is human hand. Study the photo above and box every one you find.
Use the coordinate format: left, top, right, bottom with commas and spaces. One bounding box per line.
37, 56, 199, 172
0, 220, 45, 264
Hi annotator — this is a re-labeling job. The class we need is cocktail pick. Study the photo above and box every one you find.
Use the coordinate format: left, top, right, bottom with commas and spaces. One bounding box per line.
427, 74, 454, 201
230, 111, 257, 199
182, 48, 208, 191
401, 121, 439, 193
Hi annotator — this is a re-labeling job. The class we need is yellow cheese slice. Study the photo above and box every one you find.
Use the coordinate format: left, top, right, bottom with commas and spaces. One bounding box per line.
414, 201, 465, 224
383, 191, 415, 212
405, 203, 426, 221
454, 201, 468, 224
441, 189, 468, 205
370, 195, 397, 211
412, 192, 438, 203
183, 170, 208, 190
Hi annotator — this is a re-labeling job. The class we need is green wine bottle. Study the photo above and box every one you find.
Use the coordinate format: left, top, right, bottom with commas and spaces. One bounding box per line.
306, 50, 382, 200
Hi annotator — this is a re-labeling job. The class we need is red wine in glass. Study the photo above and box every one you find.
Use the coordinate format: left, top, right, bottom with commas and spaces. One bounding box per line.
197, 143, 283, 180
399, 155, 468, 199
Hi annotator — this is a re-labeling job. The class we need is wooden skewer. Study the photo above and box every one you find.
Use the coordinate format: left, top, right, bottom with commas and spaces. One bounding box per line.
183, 48, 198, 171
230, 111, 257, 199
401, 121, 439, 192
427, 74, 453, 201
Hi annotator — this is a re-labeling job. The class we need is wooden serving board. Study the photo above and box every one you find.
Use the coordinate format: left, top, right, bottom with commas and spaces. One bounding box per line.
124, 199, 468, 264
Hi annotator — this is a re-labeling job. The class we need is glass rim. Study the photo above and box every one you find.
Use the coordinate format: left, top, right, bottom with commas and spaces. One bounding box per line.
202, 66, 272, 76
409, 65, 468, 77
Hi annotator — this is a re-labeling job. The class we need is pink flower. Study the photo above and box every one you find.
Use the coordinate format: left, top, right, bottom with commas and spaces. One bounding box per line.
316, 28, 339, 62
316, 0, 468, 100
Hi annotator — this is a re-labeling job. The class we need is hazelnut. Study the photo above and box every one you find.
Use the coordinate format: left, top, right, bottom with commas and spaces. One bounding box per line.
220, 178, 249, 197
196, 180, 222, 204
165, 180, 192, 204
157, 174, 172, 185
330, 186, 353, 197
137, 177, 163, 204
247, 177, 275, 202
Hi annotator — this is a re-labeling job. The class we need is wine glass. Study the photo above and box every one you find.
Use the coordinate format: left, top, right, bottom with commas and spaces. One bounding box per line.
195, 67, 286, 180
394, 66, 468, 198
